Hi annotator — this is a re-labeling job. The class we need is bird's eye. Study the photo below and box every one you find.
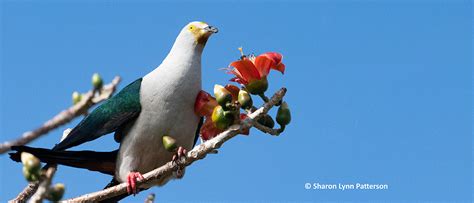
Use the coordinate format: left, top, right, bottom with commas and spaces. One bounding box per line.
189, 26, 194, 30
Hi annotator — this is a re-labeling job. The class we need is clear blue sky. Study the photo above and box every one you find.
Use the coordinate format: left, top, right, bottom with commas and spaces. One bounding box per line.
0, 0, 471, 202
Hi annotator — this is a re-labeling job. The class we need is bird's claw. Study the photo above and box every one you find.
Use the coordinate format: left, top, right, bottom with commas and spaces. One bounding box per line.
126, 171, 144, 195
172, 146, 187, 162
172, 146, 187, 179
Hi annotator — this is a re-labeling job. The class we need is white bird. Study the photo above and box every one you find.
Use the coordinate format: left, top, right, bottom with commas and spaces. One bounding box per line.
10, 21, 218, 200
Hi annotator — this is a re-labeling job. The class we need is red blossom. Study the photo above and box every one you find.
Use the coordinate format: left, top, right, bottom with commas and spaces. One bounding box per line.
228, 52, 285, 85
194, 90, 218, 117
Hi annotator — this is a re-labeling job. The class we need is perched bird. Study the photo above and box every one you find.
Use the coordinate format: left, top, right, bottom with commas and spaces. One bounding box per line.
10, 21, 218, 199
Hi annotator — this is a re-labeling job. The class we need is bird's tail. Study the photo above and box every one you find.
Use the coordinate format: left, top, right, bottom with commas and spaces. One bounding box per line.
9, 146, 117, 175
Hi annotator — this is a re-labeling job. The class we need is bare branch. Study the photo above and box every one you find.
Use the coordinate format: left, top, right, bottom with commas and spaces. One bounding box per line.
9, 77, 122, 202
63, 88, 287, 202
0, 76, 121, 154
9, 182, 39, 203
30, 165, 57, 203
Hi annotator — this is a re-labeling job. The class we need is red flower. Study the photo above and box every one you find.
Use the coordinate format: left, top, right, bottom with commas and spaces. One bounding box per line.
228, 52, 285, 94
194, 90, 218, 117
229, 52, 285, 84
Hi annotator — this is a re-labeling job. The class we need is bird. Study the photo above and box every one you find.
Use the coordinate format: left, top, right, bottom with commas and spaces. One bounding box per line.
9, 21, 218, 200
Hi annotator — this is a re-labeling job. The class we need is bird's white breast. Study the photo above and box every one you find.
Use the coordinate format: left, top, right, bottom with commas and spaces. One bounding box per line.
115, 49, 202, 186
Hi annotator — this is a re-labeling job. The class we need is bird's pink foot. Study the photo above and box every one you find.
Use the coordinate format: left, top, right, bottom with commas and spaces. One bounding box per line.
172, 146, 187, 178
172, 146, 187, 162
126, 171, 144, 195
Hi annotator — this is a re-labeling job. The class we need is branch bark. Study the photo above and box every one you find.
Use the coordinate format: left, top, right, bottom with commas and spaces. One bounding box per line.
29, 165, 57, 203
63, 87, 287, 202
8, 77, 122, 202
0, 76, 121, 154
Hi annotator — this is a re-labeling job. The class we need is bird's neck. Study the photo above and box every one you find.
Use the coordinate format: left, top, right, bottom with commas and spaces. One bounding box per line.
148, 36, 203, 81
162, 35, 204, 67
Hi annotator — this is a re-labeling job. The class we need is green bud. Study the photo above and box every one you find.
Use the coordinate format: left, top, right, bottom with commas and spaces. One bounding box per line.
146, 193, 156, 202
211, 105, 234, 130
46, 183, 65, 201
257, 114, 275, 128
162, 135, 177, 152
72, 91, 82, 105
238, 90, 253, 109
214, 85, 233, 107
91, 73, 103, 90
21, 152, 41, 173
22, 166, 40, 182
276, 102, 291, 126
245, 78, 268, 95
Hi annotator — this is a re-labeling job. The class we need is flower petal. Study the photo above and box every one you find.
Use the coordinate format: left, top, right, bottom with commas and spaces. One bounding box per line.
194, 90, 218, 117
254, 55, 274, 77
261, 52, 283, 64
229, 59, 261, 83
261, 52, 285, 74
272, 63, 285, 74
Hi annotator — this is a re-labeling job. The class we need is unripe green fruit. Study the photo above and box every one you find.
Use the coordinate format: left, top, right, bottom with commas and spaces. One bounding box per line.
21, 152, 41, 173
214, 85, 233, 107
257, 114, 275, 128
72, 91, 82, 105
245, 78, 268, 95
211, 106, 234, 130
23, 166, 40, 182
238, 90, 253, 109
162, 135, 177, 152
46, 183, 65, 201
276, 102, 291, 126
92, 73, 103, 90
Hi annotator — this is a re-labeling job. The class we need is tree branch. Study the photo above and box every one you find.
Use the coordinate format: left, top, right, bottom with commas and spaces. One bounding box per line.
63, 88, 287, 202
29, 165, 57, 203
0, 76, 121, 154
8, 77, 122, 202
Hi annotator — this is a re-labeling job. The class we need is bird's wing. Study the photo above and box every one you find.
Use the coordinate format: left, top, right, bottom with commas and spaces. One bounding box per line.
53, 78, 143, 151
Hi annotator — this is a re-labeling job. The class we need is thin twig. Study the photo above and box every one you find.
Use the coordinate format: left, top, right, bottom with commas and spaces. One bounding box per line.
29, 165, 57, 203
9, 77, 122, 202
62, 88, 286, 202
0, 76, 121, 154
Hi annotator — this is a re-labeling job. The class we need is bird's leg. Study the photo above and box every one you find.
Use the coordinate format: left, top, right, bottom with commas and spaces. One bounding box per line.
126, 171, 144, 195
172, 146, 187, 178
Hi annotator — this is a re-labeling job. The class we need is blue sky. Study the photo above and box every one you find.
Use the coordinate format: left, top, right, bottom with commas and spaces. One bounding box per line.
0, 0, 471, 202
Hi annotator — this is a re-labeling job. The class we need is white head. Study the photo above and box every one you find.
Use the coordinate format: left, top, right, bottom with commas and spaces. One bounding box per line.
172, 21, 218, 50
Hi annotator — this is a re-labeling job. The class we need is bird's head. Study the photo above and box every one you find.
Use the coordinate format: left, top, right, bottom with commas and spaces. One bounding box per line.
180, 21, 218, 46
